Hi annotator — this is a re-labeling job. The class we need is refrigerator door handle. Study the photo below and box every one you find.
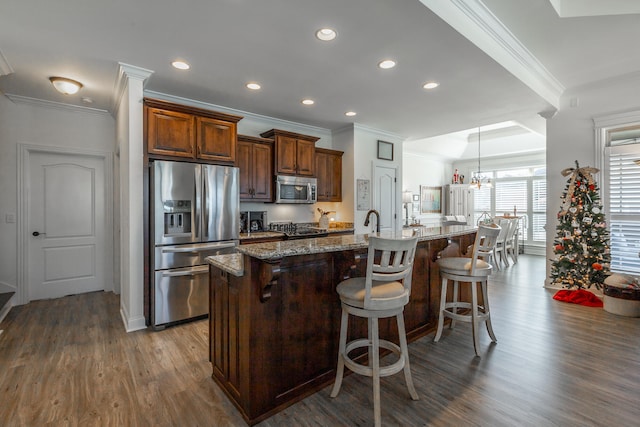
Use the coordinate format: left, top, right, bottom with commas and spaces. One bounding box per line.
161, 266, 209, 278
161, 241, 237, 253
194, 165, 202, 240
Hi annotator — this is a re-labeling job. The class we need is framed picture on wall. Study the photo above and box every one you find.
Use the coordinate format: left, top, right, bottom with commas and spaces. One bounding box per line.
377, 140, 393, 161
420, 186, 442, 214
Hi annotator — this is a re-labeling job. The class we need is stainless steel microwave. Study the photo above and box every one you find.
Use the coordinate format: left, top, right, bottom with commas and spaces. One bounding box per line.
275, 175, 317, 204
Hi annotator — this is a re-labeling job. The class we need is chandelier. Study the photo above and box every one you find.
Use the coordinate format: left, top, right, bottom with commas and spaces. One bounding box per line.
469, 126, 492, 189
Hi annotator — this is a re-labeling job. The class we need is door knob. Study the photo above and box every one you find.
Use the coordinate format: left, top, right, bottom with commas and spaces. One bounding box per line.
32, 231, 46, 236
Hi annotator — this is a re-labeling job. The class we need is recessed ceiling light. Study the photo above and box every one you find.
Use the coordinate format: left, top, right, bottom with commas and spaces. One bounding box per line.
301, 99, 315, 105
246, 82, 261, 90
423, 81, 439, 89
345, 111, 357, 117
172, 60, 190, 70
378, 60, 396, 69
49, 77, 83, 95
316, 28, 337, 41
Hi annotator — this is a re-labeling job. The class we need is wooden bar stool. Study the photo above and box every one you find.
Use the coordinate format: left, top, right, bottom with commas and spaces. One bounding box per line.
330, 235, 419, 427
434, 224, 501, 356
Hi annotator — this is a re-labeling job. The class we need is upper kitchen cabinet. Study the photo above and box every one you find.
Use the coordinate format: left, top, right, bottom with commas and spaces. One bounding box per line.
145, 106, 195, 158
145, 98, 242, 163
315, 148, 343, 202
260, 129, 319, 177
237, 135, 273, 201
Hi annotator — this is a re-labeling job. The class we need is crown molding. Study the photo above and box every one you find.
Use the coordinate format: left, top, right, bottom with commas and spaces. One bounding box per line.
593, 109, 640, 128
4, 93, 110, 116
352, 123, 407, 142
420, 0, 564, 108
144, 90, 332, 138
112, 62, 154, 115
0, 48, 13, 76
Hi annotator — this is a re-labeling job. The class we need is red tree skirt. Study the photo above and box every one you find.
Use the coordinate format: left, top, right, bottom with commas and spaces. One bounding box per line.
553, 289, 603, 307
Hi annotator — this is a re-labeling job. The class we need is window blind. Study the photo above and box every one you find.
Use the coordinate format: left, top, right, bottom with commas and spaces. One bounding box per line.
472, 167, 546, 248
532, 179, 546, 242
607, 143, 640, 274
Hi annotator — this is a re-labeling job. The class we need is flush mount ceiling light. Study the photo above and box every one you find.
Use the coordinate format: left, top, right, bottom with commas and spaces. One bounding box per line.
378, 59, 396, 69
301, 99, 315, 105
315, 28, 337, 41
246, 82, 261, 90
49, 77, 83, 95
171, 60, 190, 70
422, 81, 439, 90
345, 111, 357, 117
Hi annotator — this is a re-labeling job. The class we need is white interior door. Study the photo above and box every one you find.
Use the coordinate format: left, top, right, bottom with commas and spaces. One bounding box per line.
28, 152, 106, 300
373, 164, 397, 232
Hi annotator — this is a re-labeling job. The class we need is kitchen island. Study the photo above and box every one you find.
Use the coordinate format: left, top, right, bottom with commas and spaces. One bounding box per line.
207, 226, 476, 425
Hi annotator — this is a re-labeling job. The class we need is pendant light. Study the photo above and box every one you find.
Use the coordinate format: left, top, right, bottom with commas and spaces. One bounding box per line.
469, 127, 492, 189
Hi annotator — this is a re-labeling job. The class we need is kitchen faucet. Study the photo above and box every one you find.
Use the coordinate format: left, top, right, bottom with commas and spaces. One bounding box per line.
364, 209, 380, 233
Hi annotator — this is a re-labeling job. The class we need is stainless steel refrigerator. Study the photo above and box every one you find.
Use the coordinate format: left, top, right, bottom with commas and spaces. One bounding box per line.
150, 160, 239, 329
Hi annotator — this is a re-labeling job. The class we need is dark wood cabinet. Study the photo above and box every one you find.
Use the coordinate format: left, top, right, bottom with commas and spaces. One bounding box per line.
146, 107, 195, 158
208, 230, 477, 425
315, 148, 343, 202
144, 98, 242, 163
260, 129, 319, 176
196, 116, 237, 163
237, 135, 273, 201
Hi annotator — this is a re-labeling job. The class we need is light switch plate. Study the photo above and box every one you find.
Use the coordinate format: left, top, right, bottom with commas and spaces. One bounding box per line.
5, 213, 16, 223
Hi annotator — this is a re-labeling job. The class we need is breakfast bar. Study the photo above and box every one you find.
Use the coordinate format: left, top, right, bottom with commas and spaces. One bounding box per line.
207, 226, 476, 425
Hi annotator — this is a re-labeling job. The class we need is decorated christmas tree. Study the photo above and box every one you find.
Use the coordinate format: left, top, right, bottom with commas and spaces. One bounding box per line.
550, 161, 611, 289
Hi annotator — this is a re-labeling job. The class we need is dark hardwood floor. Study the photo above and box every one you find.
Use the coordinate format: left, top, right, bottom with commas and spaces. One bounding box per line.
1, 255, 639, 426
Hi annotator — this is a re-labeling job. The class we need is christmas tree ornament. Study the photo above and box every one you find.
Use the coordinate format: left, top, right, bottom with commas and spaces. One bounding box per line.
551, 160, 611, 290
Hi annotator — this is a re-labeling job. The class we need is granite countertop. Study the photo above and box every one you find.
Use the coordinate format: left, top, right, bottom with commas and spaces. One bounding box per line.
208, 225, 474, 276
235, 225, 475, 261
206, 253, 244, 276
239, 231, 285, 241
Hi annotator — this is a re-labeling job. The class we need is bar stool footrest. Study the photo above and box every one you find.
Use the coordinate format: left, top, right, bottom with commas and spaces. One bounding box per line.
343, 338, 406, 378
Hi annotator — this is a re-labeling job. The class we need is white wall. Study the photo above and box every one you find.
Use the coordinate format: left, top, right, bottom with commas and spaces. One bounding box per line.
545, 73, 640, 286
453, 151, 546, 179
0, 95, 115, 296
403, 152, 451, 226
353, 125, 405, 234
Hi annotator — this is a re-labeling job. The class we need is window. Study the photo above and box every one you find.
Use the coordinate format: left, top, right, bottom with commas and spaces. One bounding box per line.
473, 166, 546, 250
606, 141, 640, 274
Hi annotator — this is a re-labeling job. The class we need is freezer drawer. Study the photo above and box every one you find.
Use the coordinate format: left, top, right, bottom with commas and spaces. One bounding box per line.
154, 240, 238, 270
154, 265, 209, 327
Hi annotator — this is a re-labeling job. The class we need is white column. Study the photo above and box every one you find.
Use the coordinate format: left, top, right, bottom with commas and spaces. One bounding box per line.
115, 63, 153, 332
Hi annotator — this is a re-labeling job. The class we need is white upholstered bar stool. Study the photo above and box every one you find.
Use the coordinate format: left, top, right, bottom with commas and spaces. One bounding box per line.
434, 224, 501, 356
330, 235, 419, 427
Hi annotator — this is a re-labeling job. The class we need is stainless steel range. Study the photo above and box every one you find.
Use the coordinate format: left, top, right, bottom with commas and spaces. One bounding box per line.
150, 160, 239, 329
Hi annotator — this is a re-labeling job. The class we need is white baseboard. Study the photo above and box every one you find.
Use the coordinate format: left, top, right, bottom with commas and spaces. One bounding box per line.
523, 245, 546, 256
0, 294, 15, 324
120, 305, 147, 332
0, 281, 17, 294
